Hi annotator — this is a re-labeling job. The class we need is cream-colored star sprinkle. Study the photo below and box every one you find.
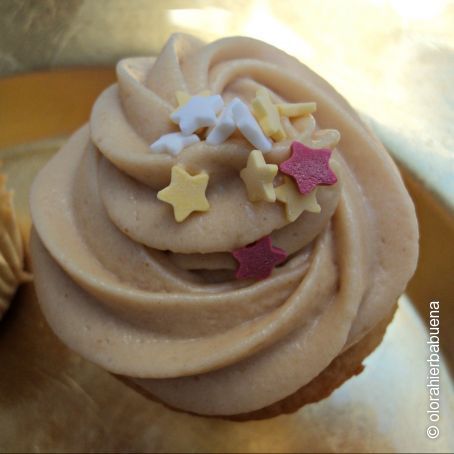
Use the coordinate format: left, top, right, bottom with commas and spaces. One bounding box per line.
276, 102, 317, 117
252, 87, 286, 142
240, 150, 278, 203
275, 177, 321, 222
157, 165, 210, 222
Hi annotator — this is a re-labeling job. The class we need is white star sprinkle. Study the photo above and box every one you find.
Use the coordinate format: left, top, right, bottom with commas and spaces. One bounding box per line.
206, 98, 272, 151
232, 99, 272, 152
170, 94, 224, 135
205, 100, 236, 145
150, 132, 200, 156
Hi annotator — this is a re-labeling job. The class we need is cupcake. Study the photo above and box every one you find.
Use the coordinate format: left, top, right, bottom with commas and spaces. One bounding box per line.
29, 34, 418, 420
0, 173, 31, 319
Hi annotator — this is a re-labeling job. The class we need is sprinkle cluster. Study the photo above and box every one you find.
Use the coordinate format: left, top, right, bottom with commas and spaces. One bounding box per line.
148, 87, 339, 280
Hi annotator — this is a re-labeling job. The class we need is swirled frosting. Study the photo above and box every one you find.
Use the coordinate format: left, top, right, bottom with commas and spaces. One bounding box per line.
30, 34, 418, 416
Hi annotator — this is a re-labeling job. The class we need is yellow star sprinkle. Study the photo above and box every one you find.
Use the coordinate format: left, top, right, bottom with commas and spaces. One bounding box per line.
240, 150, 278, 203
275, 177, 321, 222
157, 165, 210, 222
251, 87, 286, 142
175, 90, 212, 107
276, 102, 317, 117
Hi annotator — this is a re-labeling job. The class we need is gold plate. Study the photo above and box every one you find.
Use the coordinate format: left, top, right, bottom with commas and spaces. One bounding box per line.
0, 69, 453, 453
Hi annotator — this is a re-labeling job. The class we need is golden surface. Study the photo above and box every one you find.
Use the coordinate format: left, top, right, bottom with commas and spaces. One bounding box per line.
0, 68, 116, 149
404, 170, 454, 377
0, 68, 453, 452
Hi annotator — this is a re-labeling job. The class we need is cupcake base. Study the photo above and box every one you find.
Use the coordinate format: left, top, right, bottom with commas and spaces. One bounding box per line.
118, 308, 395, 421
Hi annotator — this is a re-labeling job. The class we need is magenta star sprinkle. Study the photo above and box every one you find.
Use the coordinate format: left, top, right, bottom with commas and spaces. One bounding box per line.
279, 141, 337, 195
232, 236, 288, 280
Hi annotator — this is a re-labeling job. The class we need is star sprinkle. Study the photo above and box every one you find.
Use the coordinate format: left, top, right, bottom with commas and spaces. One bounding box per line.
175, 90, 211, 107
231, 98, 272, 151
205, 99, 236, 145
240, 150, 278, 203
232, 236, 287, 280
275, 177, 321, 222
170, 94, 224, 135
157, 165, 210, 222
279, 141, 337, 195
276, 102, 317, 117
252, 87, 286, 142
150, 132, 200, 156
206, 98, 272, 151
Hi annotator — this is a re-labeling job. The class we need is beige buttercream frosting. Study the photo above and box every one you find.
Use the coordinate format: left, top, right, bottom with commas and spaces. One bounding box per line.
30, 34, 418, 416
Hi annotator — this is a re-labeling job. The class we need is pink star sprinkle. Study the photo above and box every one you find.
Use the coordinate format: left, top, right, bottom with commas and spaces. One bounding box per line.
279, 141, 337, 195
232, 236, 288, 280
